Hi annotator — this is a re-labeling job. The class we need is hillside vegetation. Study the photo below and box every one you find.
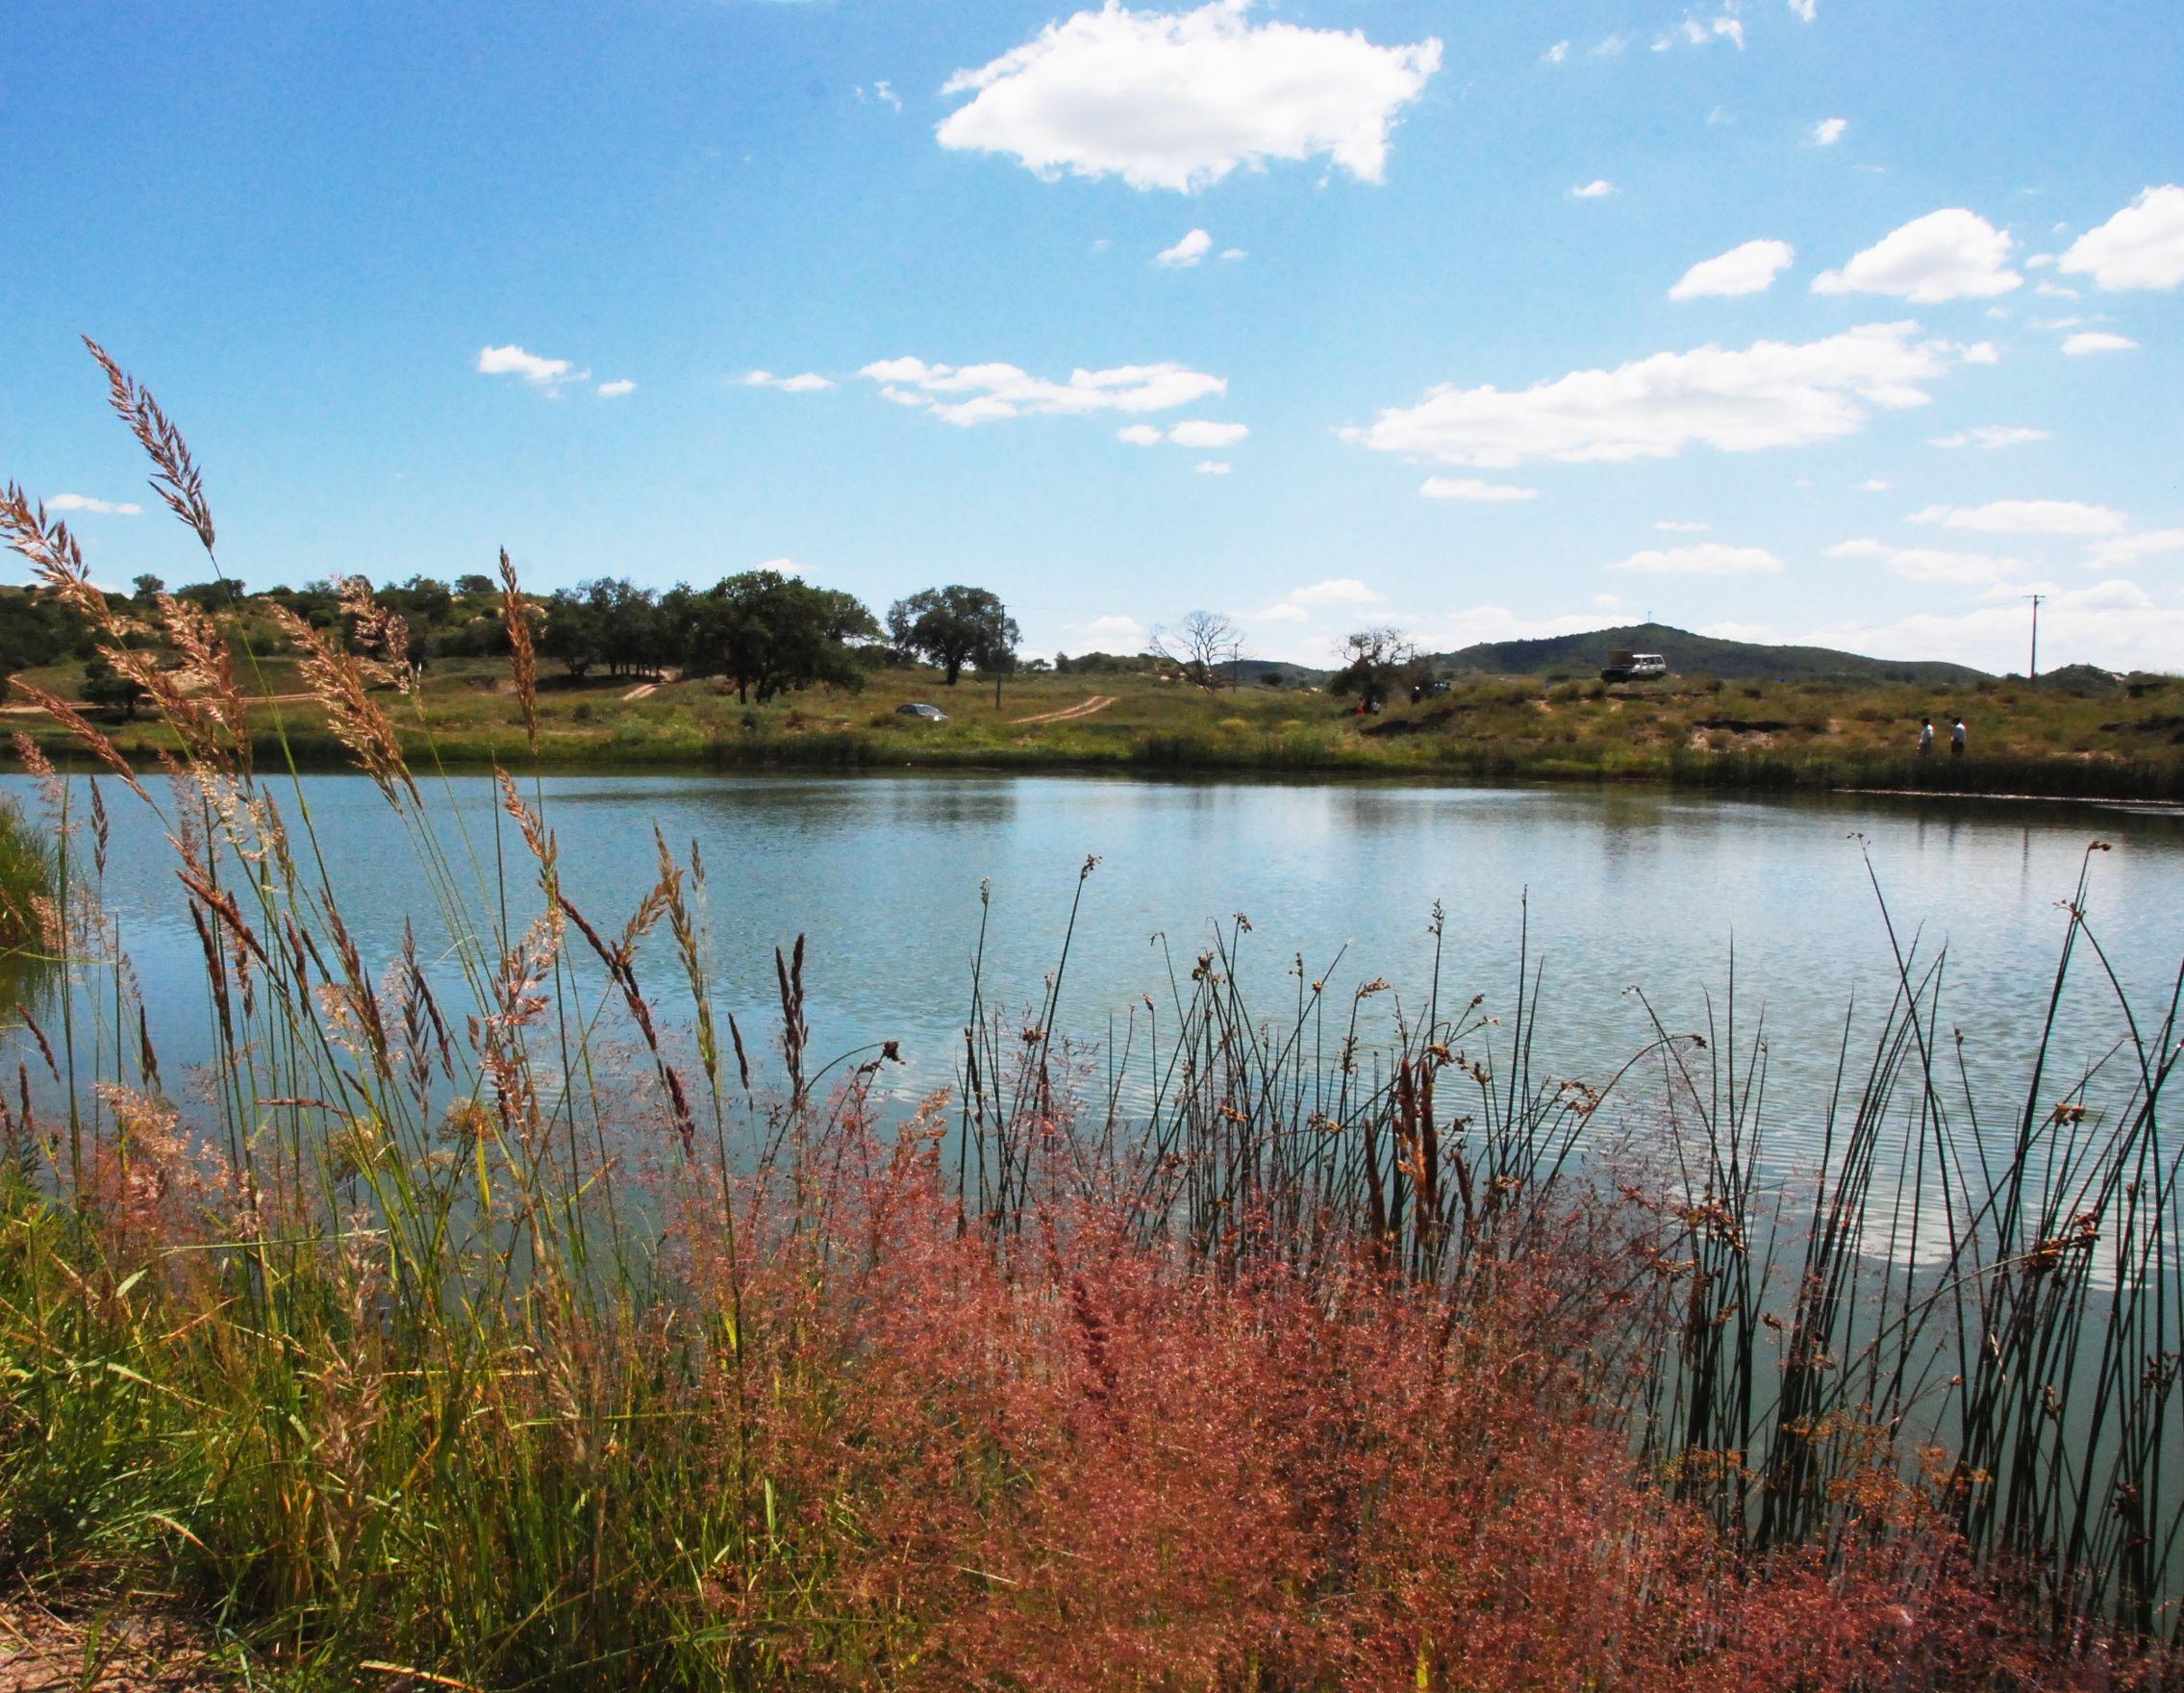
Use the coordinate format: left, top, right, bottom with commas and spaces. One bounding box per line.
8, 638, 2182, 799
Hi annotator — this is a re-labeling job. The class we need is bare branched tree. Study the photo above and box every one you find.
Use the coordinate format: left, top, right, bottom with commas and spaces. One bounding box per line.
1148, 609, 1244, 691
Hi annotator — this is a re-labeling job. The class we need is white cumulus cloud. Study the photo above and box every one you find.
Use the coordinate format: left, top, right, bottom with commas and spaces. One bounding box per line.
1077, 614, 1145, 644
1118, 419, 1247, 447
2083, 528, 2184, 570
936, 0, 1443, 192
1545, 39, 1570, 63
596, 379, 636, 398
1420, 477, 1539, 501
2061, 330, 2137, 355
1804, 581, 2184, 674
1286, 577, 1382, 607
1608, 543, 1784, 575
1156, 227, 1214, 266
2059, 185, 2184, 291
478, 345, 584, 387
1813, 209, 2021, 302
1570, 179, 1617, 199
1658, 14, 1744, 50
1909, 499, 2128, 536
1812, 117, 1847, 145
1826, 538, 2025, 586
1669, 239, 1795, 299
863, 356, 1224, 425
44, 493, 142, 516
1343, 322, 1978, 469
1167, 419, 1248, 447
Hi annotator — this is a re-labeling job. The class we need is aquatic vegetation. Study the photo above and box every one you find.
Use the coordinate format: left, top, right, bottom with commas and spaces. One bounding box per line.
0, 346, 2179, 1688
0, 787, 55, 958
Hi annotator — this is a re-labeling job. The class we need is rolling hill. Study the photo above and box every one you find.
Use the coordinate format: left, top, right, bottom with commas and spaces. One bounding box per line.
1421, 623, 1990, 685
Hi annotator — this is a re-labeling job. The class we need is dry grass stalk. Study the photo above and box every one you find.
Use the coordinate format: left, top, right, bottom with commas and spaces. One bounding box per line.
3, 682, 152, 805
82, 336, 215, 554
498, 548, 538, 751
264, 604, 415, 805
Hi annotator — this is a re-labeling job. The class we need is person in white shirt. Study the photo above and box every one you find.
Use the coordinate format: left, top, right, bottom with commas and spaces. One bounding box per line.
1918, 719, 1934, 756
1951, 718, 1967, 758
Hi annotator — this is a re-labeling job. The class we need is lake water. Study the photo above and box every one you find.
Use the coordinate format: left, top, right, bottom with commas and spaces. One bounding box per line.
7, 771, 2180, 1168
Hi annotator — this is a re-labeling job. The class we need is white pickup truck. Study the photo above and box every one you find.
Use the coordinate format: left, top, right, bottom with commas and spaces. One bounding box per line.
1599, 651, 1669, 682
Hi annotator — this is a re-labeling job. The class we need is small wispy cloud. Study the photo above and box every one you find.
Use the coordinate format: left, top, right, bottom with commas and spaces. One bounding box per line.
743, 370, 839, 392
1420, 476, 1538, 502
478, 344, 587, 388
1155, 228, 1215, 267
596, 379, 636, 398
1812, 116, 1847, 145
2061, 330, 2137, 355
1609, 543, 1784, 575
44, 493, 143, 516
1569, 179, 1617, 199
1117, 419, 1249, 448
1930, 425, 2049, 449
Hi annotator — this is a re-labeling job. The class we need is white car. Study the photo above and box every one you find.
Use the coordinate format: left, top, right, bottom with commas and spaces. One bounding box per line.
895, 702, 949, 723
1599, 652, 1669, 682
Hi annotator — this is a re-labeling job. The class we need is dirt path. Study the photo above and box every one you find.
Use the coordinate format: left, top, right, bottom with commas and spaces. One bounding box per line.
1008, 695, 1116, 726
0, 1599, 224, 1690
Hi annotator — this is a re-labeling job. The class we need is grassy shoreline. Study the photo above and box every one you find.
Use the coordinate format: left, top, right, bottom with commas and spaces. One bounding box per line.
8, 729, 2174, 808
9, 651, 2181, 799
8, 713, 2182, 803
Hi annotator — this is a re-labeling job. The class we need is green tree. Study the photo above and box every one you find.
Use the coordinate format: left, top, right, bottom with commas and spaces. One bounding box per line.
80, 654, 147, 720
540, 591, 603, 680
682, 571, 880, 703
579, 577, 667, 679
886, 585, 1019, 686
1329, 626, 1419, 714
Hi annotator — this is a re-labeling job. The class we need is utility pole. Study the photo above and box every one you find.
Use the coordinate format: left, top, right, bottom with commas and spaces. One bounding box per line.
2024, 593, 2045, 680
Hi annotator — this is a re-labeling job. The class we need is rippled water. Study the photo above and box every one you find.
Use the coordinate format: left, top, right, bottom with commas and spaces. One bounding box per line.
7, 770, 2178, 1167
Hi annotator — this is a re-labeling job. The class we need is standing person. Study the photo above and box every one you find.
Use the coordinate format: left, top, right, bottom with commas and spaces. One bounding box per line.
1951, 718, 1967, 759
1918, 719, 1934, 757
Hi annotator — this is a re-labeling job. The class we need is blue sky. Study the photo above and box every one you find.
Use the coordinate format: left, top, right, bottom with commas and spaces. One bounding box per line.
5, 0, 2180, 671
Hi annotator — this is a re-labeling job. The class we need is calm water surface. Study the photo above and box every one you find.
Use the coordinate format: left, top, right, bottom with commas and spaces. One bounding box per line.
8, 771, 2179, 1164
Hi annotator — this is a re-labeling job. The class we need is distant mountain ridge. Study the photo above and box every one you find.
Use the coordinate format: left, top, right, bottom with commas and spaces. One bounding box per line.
1425, 622, 1990, 684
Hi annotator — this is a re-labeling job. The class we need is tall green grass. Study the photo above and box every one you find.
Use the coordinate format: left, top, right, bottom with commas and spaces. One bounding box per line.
0, 794, 51, 953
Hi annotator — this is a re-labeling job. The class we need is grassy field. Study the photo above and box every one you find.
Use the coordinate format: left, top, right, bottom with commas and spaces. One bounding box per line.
9, 650, 2184, 799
